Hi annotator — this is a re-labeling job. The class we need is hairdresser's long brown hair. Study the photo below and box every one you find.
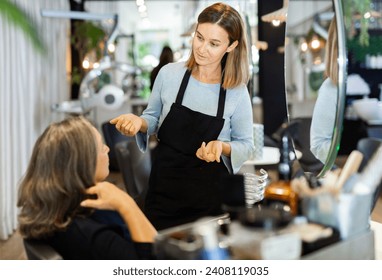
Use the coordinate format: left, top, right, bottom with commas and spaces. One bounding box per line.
186, 2, 249, 89
17, 116, 97, 239
325, 17, 338, 84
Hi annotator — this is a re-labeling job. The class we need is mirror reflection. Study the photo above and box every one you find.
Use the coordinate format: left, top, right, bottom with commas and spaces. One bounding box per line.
310, 16, 338, 164
285, 0, 342, 176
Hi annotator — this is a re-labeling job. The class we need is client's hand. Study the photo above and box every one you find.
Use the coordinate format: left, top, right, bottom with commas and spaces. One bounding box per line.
81, 181, 157, 242
80, 181, 132, 212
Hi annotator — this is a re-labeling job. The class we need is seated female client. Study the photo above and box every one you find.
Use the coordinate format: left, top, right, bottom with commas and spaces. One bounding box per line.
17, 116, 157, 259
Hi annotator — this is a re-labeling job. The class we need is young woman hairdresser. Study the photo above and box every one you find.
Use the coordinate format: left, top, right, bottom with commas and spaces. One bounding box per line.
111, 2, 255, 230
18, 116, 157, 259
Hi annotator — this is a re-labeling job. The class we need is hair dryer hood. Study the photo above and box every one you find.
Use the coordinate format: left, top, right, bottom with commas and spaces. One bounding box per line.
79, 57, 141, 113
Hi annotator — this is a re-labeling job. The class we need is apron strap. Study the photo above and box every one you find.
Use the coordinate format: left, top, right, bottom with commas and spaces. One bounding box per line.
175, 70, 191, 104
176, 69, 227, 118
217, 86, 226, 119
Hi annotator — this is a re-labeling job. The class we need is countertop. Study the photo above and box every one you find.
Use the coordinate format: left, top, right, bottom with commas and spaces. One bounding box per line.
371, 220, 382, 259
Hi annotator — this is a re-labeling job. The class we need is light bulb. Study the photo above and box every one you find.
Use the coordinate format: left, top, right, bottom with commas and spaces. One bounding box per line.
272, 19, 281, 27
300, 42, 308, 52
108, 43, 115, 53
310, 37, 320, 50
82, 59, 90, 69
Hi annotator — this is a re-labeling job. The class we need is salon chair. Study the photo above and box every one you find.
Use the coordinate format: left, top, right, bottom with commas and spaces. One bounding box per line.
356, 137, 382, 211
23, 239, 63, 260
264, 134, 278, 147
101, 122, 131, 172
273, 118, 325, 175
114, 141, 151, 209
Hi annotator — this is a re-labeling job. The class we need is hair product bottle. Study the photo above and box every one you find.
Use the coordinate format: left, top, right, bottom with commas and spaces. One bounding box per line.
263, 130, 298, 215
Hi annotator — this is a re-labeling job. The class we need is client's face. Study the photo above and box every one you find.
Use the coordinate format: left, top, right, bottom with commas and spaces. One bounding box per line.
94, 127, 110, 182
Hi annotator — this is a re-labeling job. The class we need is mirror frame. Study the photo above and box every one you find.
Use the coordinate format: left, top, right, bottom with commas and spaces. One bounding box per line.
317, 0, 347, 177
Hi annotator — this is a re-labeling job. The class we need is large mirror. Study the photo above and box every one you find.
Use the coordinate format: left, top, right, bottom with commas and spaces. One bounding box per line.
285, 0, 347, 177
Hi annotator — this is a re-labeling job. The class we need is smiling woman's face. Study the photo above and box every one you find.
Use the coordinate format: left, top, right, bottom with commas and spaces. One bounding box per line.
192, 22, 237, 68
93, 127, 110, 182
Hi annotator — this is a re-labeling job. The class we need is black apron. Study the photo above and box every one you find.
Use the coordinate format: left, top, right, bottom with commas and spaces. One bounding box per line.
144, 69, 228, 230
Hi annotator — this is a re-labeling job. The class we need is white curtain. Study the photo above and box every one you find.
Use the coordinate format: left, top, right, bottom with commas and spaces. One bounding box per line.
0, 0, 69, 240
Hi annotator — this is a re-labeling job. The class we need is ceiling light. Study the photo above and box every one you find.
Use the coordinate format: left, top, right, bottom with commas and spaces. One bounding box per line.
300, 42, 308, 52
310, 36, 321, 50
136, 0, 144, 6
272, 19, 281, 26
108, 43, 116, 53
138, 5, 147, 13
82, 59, 90, 69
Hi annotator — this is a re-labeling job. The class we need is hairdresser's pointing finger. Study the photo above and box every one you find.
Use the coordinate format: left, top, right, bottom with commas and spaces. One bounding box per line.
201, 142, 208, 158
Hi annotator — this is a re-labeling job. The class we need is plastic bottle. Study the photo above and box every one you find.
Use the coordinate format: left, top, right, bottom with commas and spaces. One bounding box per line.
194, 219, 229, 260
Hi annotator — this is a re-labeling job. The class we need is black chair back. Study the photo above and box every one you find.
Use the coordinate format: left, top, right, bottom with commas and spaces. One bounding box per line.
23, 239, 63, 260
273, 118, 325, 175
101, 122, 131, 171
115, 141, 151, 209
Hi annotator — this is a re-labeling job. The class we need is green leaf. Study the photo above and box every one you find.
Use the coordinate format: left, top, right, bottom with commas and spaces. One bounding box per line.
348, 35, 382, 62
72, 21, 106, 61
0, 0, 45, 53
342, 0, 371, 47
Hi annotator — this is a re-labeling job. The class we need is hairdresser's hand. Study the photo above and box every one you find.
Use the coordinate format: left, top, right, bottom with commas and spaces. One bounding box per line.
196, 141, 224, 163
80, 181, 132, 212
110, 114, 146, 137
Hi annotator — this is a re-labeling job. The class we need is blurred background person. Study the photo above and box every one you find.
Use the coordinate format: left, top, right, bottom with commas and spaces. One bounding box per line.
150, 46, 174, 91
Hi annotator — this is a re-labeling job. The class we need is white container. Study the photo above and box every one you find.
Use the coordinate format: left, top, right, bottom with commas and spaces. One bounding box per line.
252, 123, 264, 160
352, 98, 380, 122
301, 192, 372, 240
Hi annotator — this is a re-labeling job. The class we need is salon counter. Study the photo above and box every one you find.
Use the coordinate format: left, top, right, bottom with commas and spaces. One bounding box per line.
371, 220, 382, 260
301, 220, 381, 260
154, 214, 381, 260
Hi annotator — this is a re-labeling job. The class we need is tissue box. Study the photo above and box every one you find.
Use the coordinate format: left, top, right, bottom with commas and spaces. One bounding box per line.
301, 193, 372, 240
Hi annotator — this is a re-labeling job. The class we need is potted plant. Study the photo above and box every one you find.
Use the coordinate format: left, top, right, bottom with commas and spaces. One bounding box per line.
343, 0, 371, 47
0, 0, 45, 53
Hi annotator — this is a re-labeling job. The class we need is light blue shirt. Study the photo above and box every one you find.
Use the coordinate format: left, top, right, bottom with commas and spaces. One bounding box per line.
310, 78, 337, 163
135, 62, 255, 174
